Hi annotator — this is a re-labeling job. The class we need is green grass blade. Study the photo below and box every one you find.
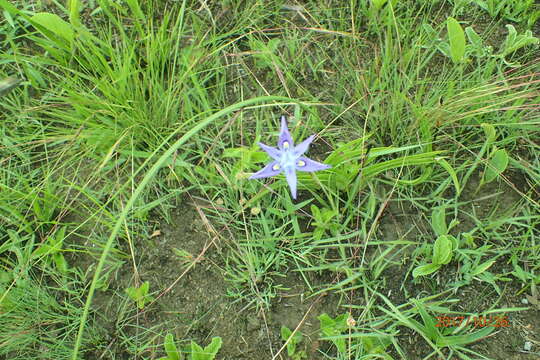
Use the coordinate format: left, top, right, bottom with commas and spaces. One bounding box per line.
71, 95, 295, 359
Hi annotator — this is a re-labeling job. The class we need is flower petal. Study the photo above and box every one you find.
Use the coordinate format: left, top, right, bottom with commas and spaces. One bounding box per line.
257, 142, 281, 161
295, 156, 331, 172
284, 166, 298, 199
249, 161, 282, 179
293, 134, 315, 156
278, 115, 294, 150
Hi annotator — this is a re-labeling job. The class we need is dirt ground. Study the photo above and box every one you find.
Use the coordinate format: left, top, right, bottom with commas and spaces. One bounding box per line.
81, 169, 540, 359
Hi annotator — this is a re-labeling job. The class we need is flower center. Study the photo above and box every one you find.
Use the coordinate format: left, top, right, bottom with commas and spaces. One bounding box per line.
272, 164, 281, 171
297, 160, 306, 167
282, 141, 290, 149
280, 149, 297, 169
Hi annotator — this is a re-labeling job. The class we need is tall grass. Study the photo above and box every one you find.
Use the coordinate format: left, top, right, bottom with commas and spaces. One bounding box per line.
0, 0, 538, 359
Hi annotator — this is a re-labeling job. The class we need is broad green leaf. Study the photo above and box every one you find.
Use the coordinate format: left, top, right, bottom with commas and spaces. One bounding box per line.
371, 0, 388, 10
281, 325, 302, 341
484, 149, 509, 183
222, 147, 245, 158
433, 235, 453, 265
436, 41, 451, 58
470, 260, 496, 277
481, 123, 496, 143
501, 25, 539, 57
412, 299, 441, 340
465, 26, 483, 48
447, 234, 459, 250
413, 263, 441, 278
126, 282, 152, 309
203, 337, 222, 358
281, 325, 292, 339
321, 208, 338, 222
190, 342, 205, 360
447, 17, 466, 64
318, 313, 348, 333
57, 226, 67, 244
125, 287, 137, 299
163, 333, 181, 360
437, 326, 495, 347
33, 229, 64, 258
53, 253, 69, 274
251, 151, 269, 163
0, 0, 21, 15
318, 313, 334, 330
140, 281, 150, 294
67, 0, 81, 27
30, 12, 75, 44
191, 337, 222, 360
310, 205, 321, 220
318, 313, 347, 353
462, 232, 476, 248
32, 243, 54, 258
281, 325, 303, 356
422, 23, 437, 39
431, 208, 447, 237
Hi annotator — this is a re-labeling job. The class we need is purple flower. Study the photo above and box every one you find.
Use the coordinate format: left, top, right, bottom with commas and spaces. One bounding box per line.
249, 115, 331, 199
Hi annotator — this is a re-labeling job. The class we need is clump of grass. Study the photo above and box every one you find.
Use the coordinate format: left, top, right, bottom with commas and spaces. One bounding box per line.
0, 274, 101, 359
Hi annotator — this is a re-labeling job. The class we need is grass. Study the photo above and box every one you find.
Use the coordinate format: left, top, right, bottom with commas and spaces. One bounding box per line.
0, 0, 539, 359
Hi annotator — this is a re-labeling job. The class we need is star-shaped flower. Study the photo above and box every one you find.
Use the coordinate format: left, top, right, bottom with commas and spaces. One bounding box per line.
249, 115, 331, 199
